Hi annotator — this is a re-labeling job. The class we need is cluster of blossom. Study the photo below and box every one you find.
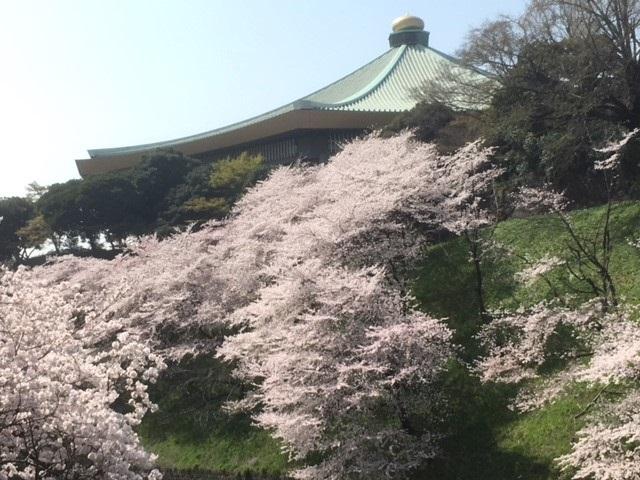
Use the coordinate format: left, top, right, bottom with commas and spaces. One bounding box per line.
0, 267, 164, 480
513, 254, 565, 286
475, 302, 597, 385
213, 133, 500, 479
31, 222, 236, 360
516, 185, 569, 215
593, 128, 639, 171
477, 300, 640, 395
557, 391, 640, 479
577, 307, 640, 385
6, 132, 501, 479
494, 307, 640, 413
476, 299, 640, 478
427, 141, 501, 235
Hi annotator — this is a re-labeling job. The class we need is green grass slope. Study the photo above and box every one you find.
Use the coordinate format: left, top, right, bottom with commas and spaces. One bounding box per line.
412, 201, 640, 480
143, 428, 285, 476
138, 356, 288, 476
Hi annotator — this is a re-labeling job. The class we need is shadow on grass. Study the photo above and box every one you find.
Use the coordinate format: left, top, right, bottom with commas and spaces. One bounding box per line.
411, 236, 517, 358
138, 356, 287, 475
412, 362, 552, 480
139, 356, 253, 442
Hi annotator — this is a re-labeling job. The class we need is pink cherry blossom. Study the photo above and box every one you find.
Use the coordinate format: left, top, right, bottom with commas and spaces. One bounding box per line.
3, 132, 502, 479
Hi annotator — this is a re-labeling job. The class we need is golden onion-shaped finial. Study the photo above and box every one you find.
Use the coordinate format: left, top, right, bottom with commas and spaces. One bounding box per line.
391, 15, 425, 33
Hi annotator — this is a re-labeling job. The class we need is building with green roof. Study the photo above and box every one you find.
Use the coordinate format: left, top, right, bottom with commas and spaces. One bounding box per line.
76, 15, 486, 177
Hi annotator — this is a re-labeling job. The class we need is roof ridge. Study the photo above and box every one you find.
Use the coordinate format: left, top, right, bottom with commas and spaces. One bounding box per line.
318, 45, 408, 108
295, 46, 406, 107
325, 43, 429, 112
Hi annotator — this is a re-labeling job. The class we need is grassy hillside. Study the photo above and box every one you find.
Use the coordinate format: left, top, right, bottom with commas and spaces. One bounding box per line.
140, 201, 640, 479
412, 201, 640, 480
414, 201, 640, 333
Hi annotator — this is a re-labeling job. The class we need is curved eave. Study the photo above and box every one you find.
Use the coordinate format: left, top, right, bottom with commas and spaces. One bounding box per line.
87, 102, 298, 159
76, 109, 398, 177
86, 47, 408, 161
79, 41, 490, 177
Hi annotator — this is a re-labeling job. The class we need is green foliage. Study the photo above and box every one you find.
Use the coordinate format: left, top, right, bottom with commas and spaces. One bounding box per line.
25, 182, 47, 202
0, 196, 35, 264
37, 179, 85, 239
36, 152, 208, 250
383, 101, 481, 152
132, 151, 204, 224
210, 153, 266, 194
482, 40, 639, 203
161, 164, 216, 224
82, 172, 146, 240
16, 214, 52, 252
34, 151, 269, 254
383, 102, 455, 142
38, 173, 145, 249
157, 152, 267, 228
180, 197, 229, 217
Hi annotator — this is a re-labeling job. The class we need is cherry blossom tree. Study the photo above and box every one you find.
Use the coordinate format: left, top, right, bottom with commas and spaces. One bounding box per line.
515, 129, 639, 310
474, 129, 640, 479
0, 267, 164, 480
212, 134, 499, 479
476, 299, 640, 478
219, 261, 454, 480
3, 132, 502, 480
557, 391, 640, 480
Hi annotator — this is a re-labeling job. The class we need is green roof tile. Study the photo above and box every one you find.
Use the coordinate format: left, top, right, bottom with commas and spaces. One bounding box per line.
87, 43, 486, 159
323, 45, 475, 112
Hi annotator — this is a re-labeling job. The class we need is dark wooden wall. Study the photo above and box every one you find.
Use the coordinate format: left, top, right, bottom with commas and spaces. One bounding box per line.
195, 129, 364, 166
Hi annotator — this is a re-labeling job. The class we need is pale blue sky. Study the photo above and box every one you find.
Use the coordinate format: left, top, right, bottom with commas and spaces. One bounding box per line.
0, 0, 527, 197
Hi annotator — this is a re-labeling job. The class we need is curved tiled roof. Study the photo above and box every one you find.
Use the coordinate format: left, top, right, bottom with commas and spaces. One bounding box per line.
328, 45, 483, 112
86, 43, 486, 160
